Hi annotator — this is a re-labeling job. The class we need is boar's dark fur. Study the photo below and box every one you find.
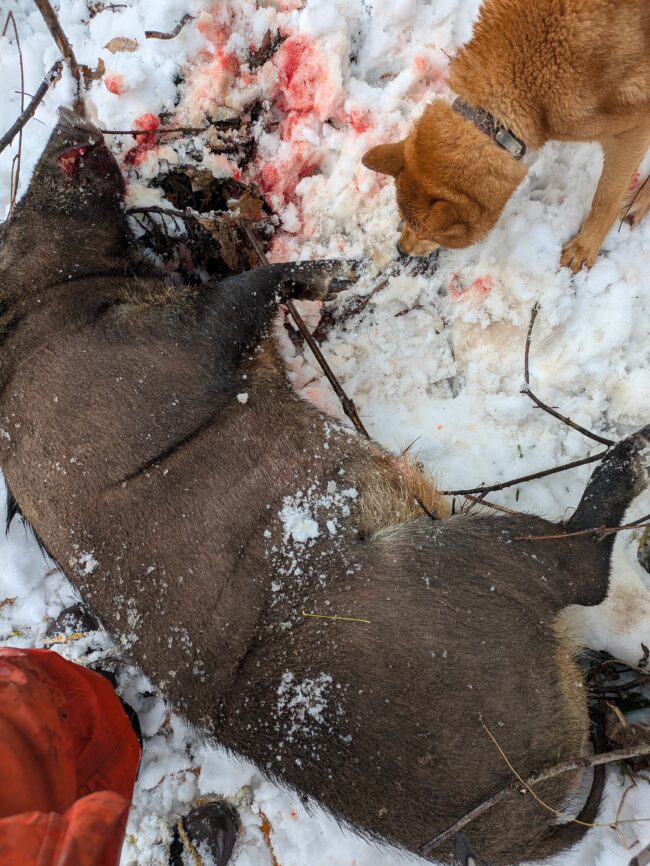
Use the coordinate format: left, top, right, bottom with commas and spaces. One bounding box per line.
0, 108, 648, 865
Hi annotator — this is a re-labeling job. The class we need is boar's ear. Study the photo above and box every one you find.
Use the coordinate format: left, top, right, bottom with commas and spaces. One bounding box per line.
362, 142, 405, 178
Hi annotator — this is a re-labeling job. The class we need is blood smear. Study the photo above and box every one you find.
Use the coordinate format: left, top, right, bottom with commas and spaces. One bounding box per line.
124, 113, 160, 167
104, 74, 124, 95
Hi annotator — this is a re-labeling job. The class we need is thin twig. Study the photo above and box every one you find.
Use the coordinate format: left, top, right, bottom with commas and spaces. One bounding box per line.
239, 222, 371, 438
620, 176, 649, 232
345, 277, 389, 318
3, 13, 24, 210
513, 511, 650, 543
420, 737, 650, 856
415, 496, 438, 520
145, 13, 193, 40
441, 303, 617, 497
0, 59, 63, 157
440, 449, 609, 497
101, 123, 238, 135
592, 673, 650, 695
522, 303, 615, 447
285, 298, 371, 438
33, 0, 83, 113
463, 494, 522, 516
128, 206, 191, 220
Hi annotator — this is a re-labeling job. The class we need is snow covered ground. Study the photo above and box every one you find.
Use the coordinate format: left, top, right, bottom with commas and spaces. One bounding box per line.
2, 0, 650, 863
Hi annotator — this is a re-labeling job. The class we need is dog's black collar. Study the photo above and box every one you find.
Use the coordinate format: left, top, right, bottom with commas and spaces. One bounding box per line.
452, 98, 527, 160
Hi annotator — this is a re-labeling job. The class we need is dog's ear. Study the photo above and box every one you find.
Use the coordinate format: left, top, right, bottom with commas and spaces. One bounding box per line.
362, 142, 405, 178
425, 200, 460, 235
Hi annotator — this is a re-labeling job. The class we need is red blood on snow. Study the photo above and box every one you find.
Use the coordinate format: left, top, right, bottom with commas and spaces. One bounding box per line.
347, 108, 372, 134
275, 35, 322, 115
197, 16, 239, 76
104, 74, 124, 95
470, 275, 493, 295
124, 113, 160, 167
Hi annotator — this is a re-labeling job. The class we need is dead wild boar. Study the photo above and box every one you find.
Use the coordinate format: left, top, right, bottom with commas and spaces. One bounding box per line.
0, 107, 648, 865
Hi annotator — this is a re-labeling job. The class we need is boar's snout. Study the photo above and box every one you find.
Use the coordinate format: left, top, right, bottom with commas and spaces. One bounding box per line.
49, 107, 106, 163
19, 105, 126, 213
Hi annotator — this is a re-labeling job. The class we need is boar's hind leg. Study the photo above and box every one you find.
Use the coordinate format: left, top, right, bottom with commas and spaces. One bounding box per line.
567, 425, 650, 544
200, 260, 358, 362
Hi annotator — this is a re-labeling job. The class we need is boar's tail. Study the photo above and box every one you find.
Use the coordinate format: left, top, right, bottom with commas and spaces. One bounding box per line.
565, 425, 650, 550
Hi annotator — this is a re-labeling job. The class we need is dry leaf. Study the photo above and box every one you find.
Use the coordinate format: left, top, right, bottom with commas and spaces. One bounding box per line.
231, 190, 264, 221
186, 168, 219, 194
198, 215, 240, 272
605, 702, 650, 771
80, 57, 105, 87
249, 30, 285, 69
104, 36, 138, 53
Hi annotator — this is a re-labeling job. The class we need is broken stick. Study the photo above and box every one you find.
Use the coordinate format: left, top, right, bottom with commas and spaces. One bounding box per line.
33, 0, 83, 113
0, 59, 63, 157
420, 741, 650, 857
145, 13, 193, 40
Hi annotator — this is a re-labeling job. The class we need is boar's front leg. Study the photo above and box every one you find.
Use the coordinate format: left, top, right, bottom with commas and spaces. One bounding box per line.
196, 260, 357, 365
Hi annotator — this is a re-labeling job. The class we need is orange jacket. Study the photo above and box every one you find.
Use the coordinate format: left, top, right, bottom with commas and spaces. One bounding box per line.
0, 647, 141, 866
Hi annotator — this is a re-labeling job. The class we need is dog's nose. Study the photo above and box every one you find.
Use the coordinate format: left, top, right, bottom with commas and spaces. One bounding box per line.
396, 240, 408, 257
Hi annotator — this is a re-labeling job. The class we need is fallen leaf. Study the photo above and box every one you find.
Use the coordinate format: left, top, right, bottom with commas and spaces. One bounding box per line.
104, 36, 138, 53
230, 190, 264, 221
198, 215, 241, 272
80, 57, 105, 87
605, 702, 650, 771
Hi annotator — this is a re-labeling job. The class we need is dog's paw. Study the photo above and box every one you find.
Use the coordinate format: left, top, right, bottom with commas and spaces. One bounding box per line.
560, 234, 599, 272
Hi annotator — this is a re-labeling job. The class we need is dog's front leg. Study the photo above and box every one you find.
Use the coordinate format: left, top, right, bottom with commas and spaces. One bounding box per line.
561, 124, 650, 272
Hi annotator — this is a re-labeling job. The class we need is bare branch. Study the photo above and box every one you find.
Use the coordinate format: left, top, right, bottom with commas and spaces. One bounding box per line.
33, 0, 83, 113
463, 494, 522, 516
0, 60, 63, 157
145, 13, 193, 40
440, 304, 618, 497
522, 302, 615, 446
513, 511, 650, 543
286, 297, 370, 438
440, 449, 609, 497
2, 13, 25, 210
101, 125, 228, 136
420, 742, 650, 857
127, 205, 191, 220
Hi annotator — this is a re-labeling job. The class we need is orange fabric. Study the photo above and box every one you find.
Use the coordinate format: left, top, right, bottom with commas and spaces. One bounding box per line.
0, 647, 141, 866
0, 791, 131, 866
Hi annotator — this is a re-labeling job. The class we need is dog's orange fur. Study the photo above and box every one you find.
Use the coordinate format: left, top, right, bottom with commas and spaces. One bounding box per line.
363, 0, 650, 271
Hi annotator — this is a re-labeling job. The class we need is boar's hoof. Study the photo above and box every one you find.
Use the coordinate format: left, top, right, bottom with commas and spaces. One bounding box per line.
45, 602, 100, 640
170, 800, 240, 866
279, 259, 362, 302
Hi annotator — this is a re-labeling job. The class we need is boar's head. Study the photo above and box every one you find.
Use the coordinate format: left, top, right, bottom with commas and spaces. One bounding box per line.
1, 107, 128, 290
